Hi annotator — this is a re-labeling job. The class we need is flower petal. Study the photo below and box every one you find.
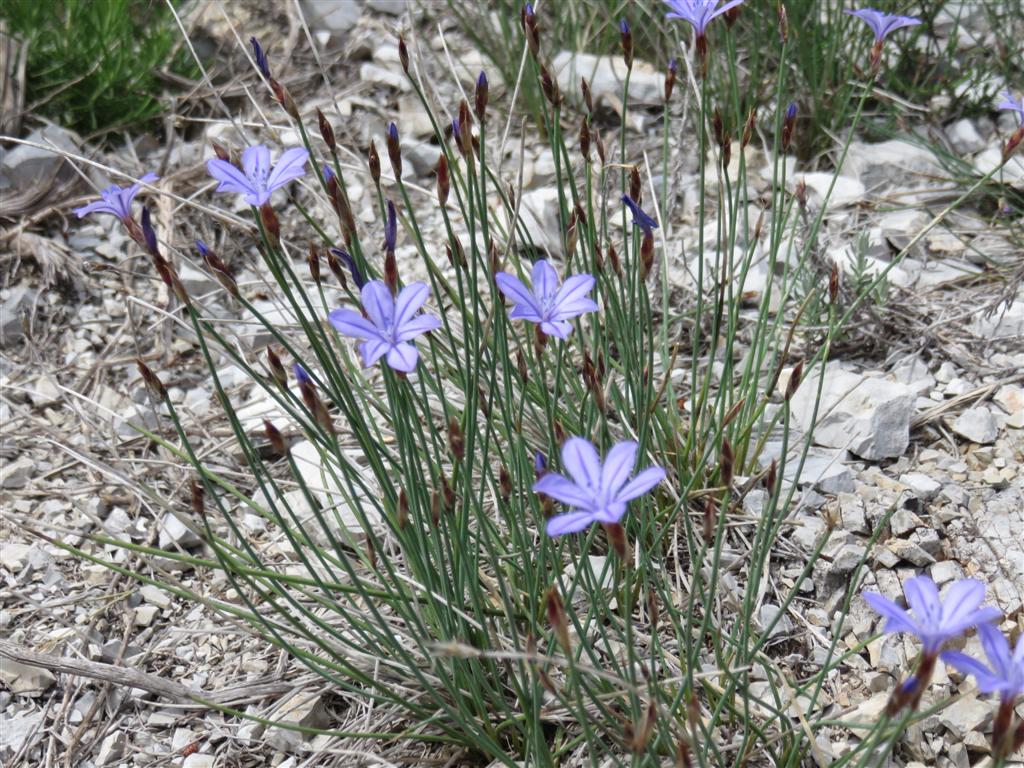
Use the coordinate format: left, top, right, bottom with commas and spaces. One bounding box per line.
360, 280, 395, 330
540, 320, 573, 339
592, 502, 627, 525
546, 511, 596, 536
393, 282, 431, 328
560, 438, 601, 490
359, 339, 391, 367
267, 147, 310, 192
978, 623, 1012, 679
941, 651, 1007, 695
551, 297, 599, 321
495, 273, 541, 316
386, 342, 419, 372
554, 273, 595, 307
328, 308, 382, 340
939, 579, 987, 627
207, 159, 257, 198
74, 199, 120, 218
533, 473, 593, 508
904, 576, 942, 628
531, 259, 559, 301
615, 466, 665, 503
863, 592, 920, 636
396, 314, 442, 342
599, 441, 637, 497
509, 303, 544, 322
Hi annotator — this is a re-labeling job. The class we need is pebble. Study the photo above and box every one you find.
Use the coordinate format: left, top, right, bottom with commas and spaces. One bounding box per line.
951, 407, 998, 444
929, 560, 964, 585
96, 731, 126, 766
0, 457, 33, 489
939, 694, 991, 739
898, 472, 941, 500
157, 513, 203, 550
0, 659, 56, 696
266, 691, 328, 752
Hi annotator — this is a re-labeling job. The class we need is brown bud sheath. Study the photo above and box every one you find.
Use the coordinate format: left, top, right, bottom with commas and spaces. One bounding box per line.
441, 474, 456, 509
264, 418, 287, 455
786, 360, 803, 401
778, 3, 789, 44
190, 479, 205, 519
702, 497, 717, 543
317, 109, 336, 150
640, 232, 655, 279
266, 347, 287, 389
475, 72, 489, 121
581, 76, 593, 114
579, 120, 591, 160
452, 236, 467, 268
646, 590, 660, 631
384, 251, 398, 295
829, 262, 840, 303
516, 350, 529, 383
676, 739, 694, 768
430, 489, 441, 526
326, 248, 347, 289
631, 700, 656, 754
522, 5, 540, 58
534, 324, 547, 359
165, 264, 191, 306
552, 419, 565, 444
664, 62, 677, 103
386, 125, 402, 179
630, 165, 642, 205
397, 489, 409, 530
766, 458, 778, 497
713, 109, 726, 149
1003, 125, 1024, 161
307, 243, 321, 284
498, 466, 512, 502
720, 436, 734, 488
368, 139, 381, 184
604, 522, 628, 560
458, 100, 473, 156
608, 242, 621, 277
270, 79, 299, 120
722, 135, 732, 168
211, 141, 229, 162
724, 4, 741, 26
595, 128, 606, 164
545, 587, 571, 653
436, 153, 450, 206
447, 417, 465, 461
260, 204, 281, 247
136, 360, 166, 400
477, 384, 489, 417
742, 107, 757, 149
488, 239, 501, 275
620, 22, 633, 69
398, 35, 410, 74
539, 65, 561, 107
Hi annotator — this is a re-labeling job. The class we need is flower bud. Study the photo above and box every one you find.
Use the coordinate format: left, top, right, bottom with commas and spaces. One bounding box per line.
604, 522, 628, 560
765, 458, 778, 497
640, 231, 655, 279
786, 359, 803, 401
136, 359, 166, 400
211, 141, 229, 162
724, 4, 741, 26
141, 207, 159, 256
580, 76, 593, 114
594, 128, 606, 165
778, 3, 789, 44
260, 203, 280, 248
264, 418, 287, 455
522, 3, 540, 58
665, 58, 677, 102
702, 497, 717, 542
398, 35, 410, 74
713, 108, 726, 150
326, 247, 347, 289
397, 489, 409, 530
190, 478, 205, 519
384, 199, 398, 253
266, 346, 287, 390
441, 474, 456, 509
307, 243, 321, 284
545, 586, 571, 653
539, 65, 561, 107
630, 699, 656, 754
782, 101, 797, 151
386, 122, 402, 179
251, 37, 270, 79
619, 19, 633, 69
629, 166, 642, 205
742, 106, 757, 149
579, 120, 591, 160
368, 139, 381, 184
829, 262, 840, 303
448, 417, 465, 461
475, 71, 489, 121
608, 242, 621, 277
499, 466, 513, 502
720, 436, 734, 488
458, 101, 473, 155
270, 78, 299, 120
317, 108, 336, 150
436, 154, 450, 206
517, 350, 529, 383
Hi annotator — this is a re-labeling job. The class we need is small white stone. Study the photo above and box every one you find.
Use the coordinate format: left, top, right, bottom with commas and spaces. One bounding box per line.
134, 605, 159, 627
951, 407, 998, 444
96, 731, 126, 766
139, 585, 172, 608
899, 472, 941, 500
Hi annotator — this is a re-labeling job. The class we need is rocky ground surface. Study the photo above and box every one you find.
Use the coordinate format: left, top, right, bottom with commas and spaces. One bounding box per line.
1, 1, 1023, 766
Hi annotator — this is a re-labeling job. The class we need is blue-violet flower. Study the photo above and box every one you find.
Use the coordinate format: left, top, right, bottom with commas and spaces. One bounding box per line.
74, 172, 158, 221
328, 280, 442, 372
662, 0, 745, 36
207, 145, 309, 207
942, 623, 1024, 701
494, 260, 597, 340
534, 437, 666, 536
844, 8, 921, 42
621, 194, 658, 234
863, 576, 1001, 654
998, 90, 1024, 125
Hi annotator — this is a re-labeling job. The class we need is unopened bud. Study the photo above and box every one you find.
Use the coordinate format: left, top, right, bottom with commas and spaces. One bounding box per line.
829, 262, 840, 303
630, 165, 642, 205
397, 489, 409, 529
766, 458, 778, 497
545, 586, 571, 653
307, 243, 321, 284
475, 71, 489, 121
630, 699, 656, 754
499, 466, 513, 502
260, 204, 280, 247
742, 106, 757, 149
264, 419, 287, 455
702, 497, 717, 542
782, 102, 797, 151
640, 231, 655, 279
326, 247, 347, 289
398, 35, 410, 74
581, 77, 593, 114
267, 346, 287, 389
522, 3, 540, 57
619, 19, 633, 69
786, 359, 803, 401
141, 207, 159, 257
441, 474, 456, 509
190, 478, 205, 519
539, 65, 561, 107
516, 350, 529, 383
136, 359, 166, 400
386, 122, 402, 179
665, 58, 677, 102
604, 522, 628, 560
368, 139, 381, 184
448, 417, 465, 460
594, 128, 606, 164
211, 141, 229, 162
317, 108, 336, 150
270, 78, 299, 120
436, 153, 450, 205
724, 4, 741, 26
778, 3, 789, 44
579, 120, 591, 160
720, 436, 734, 488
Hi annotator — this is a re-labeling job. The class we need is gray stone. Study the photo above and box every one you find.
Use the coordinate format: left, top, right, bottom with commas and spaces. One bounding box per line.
157, 512, 203, 550
928, 560, 964, 586
899, 472, 941, 500
791, 362, 914, 460
301, 0, 363, 36
266, 691, 329, 752
951, 407, 998, 444
829, 543, 867, 575
96, 731, 126, 766
757, 604, 793, 638
551, 51, 665, 109
0, 658, 56, 695
791, 172, 865, 209
948, 118, 985, 155
938, 694, 991, 739
0, 457, 33, 489
886, 538, 936, 566
183, 755, 216, 768
0, 286, 37, 347
0, 711, 43, 761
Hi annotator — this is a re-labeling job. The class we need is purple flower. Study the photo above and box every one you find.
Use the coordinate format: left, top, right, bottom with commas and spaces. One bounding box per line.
844, 8, 921, 42
998, 89, 1024, 125
141, 207, 158, 254
195, 240, 210, 257
662, 0, 745, 35
293, 363, 311, 384
384, 200, 397, 251
206, 145, 309, 207
74, 172, 158, 221
620, 18, 630, 34
328, 280, 442, 372
329, 247, 365, 288
251, 36, 270, 79
322, 164, 335, 184
621, 194, 658, 234
863, 576, 1002, 655
942, 623, 1024, 701
494, 260, 598, 340
534, 451, 547, 473
388, 122, 399, 143
534, 438, 666, 536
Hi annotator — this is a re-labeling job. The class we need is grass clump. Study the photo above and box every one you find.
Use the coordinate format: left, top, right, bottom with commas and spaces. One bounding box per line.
0, 0, 196, 138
